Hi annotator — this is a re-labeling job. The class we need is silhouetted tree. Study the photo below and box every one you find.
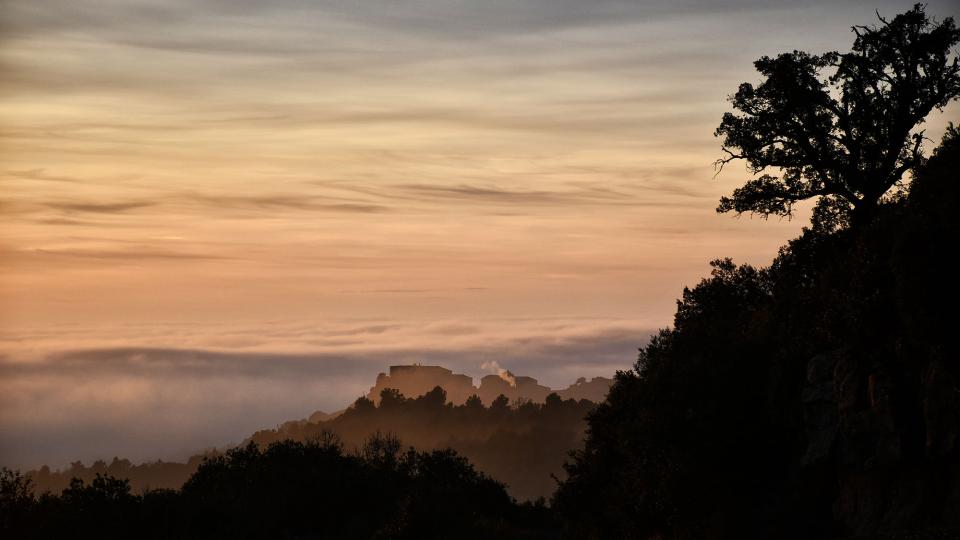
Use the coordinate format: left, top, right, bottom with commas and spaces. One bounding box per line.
416, 386, 448, 410
0, 469, 32, 532
362, 431, 404, 468
464, 394, 484, 410
379, 388, 406, 409
490, 394, 511, 414
716, 4, 960, 230
352, 395, 376, 414
544, 393, 562, 409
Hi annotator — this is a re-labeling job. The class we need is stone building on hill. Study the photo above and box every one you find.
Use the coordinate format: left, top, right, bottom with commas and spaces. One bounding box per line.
367, 365, 477, 405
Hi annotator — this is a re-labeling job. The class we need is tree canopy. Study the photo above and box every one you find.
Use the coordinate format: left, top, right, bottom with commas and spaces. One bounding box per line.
1, 436, 558, 539
716, 4, 959, 230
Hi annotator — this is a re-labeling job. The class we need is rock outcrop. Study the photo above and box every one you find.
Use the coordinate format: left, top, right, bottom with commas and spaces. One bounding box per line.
367, 365, 477, 405
801, 348, 960, 536
366, 364, 613, 406
557, 377, 614, 403
476, 373, 552, 405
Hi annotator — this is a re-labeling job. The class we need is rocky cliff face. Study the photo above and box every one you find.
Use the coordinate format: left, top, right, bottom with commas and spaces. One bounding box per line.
557, 377, 614, 403
475, 374, 552, 405
802, 348, 960, 536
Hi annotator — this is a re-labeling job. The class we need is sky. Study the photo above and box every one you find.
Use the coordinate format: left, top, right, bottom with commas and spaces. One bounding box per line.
1, 0, 957, 470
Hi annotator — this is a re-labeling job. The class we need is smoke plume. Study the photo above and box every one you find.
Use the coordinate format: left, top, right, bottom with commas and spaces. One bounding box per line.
481, 360, 517, 387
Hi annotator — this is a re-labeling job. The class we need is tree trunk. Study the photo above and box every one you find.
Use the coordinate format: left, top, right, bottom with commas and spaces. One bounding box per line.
850, 199, 878, 228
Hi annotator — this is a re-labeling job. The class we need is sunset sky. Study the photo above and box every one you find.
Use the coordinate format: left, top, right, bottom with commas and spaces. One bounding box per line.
1, 0, 957, 469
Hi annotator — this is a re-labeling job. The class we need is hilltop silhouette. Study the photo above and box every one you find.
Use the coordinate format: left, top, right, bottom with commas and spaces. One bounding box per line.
22, 367, 611, 502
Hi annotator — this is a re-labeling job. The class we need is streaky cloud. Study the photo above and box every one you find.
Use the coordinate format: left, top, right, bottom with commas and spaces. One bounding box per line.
46, 201, 156, 214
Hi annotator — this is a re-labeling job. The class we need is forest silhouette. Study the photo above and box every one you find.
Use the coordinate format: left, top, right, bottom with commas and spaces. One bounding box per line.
1, 434, 556, 539
2, 4, 959, 539
23, 386, 601, 503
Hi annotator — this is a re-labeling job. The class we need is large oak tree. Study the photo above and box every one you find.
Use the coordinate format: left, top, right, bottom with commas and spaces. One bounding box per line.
716, 4, 959, 230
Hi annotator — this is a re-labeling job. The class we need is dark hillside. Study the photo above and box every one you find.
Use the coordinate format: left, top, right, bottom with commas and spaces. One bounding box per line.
554, 129, 960, 539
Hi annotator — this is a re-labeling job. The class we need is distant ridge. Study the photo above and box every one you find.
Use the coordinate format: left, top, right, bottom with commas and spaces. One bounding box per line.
366, 364, 613, 405
25, 364, 615, 500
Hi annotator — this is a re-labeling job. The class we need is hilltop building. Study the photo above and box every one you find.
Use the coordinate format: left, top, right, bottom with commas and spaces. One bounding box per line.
367, 365, 476, 405
365, 364, 613, 407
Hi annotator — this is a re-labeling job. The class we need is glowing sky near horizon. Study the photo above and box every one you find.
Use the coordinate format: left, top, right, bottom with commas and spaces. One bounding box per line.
1, 0, 957, 469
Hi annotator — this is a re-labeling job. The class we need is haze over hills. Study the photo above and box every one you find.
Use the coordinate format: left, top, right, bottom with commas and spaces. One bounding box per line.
25, 365, 612, 501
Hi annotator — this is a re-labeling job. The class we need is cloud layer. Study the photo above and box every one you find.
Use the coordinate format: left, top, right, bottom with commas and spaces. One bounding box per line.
0, 318, 651, 470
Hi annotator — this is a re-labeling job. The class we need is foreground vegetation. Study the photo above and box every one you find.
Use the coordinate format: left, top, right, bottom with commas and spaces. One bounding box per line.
2, 434, 556, 539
